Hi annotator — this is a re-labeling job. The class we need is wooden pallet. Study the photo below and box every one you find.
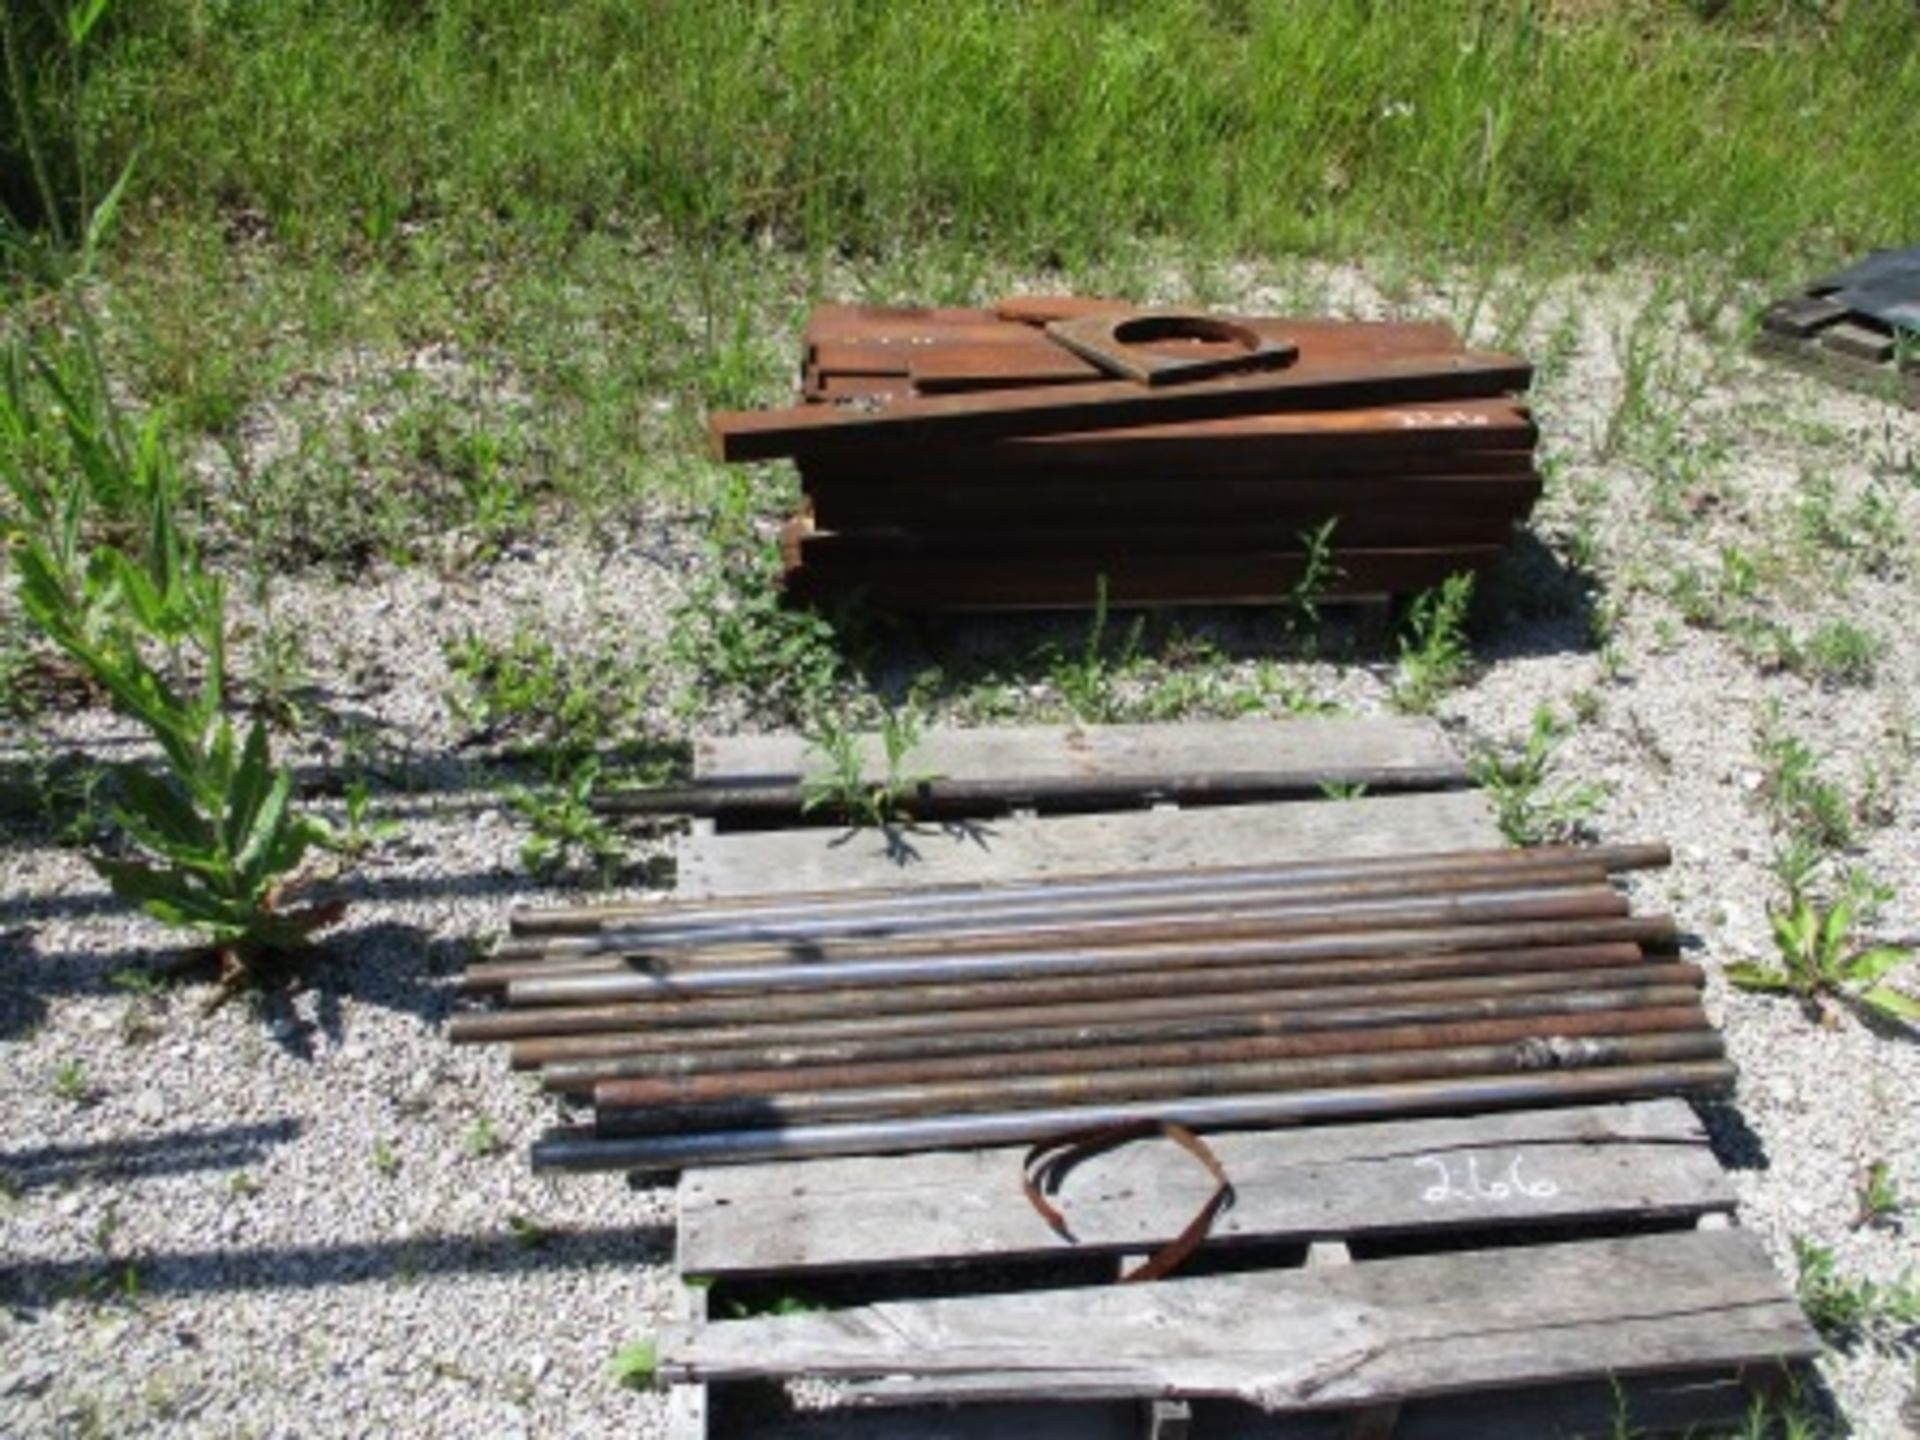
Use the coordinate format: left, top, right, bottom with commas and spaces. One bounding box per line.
1754, 293, 1920, 411
638, 719, 1814, 1438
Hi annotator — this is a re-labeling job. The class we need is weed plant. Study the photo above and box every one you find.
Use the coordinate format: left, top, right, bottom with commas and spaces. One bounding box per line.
799, 705, 936, 829
512, 758, 627, 884
1471, 705, 1608, 847
4, 314, 343, 995
1393, 572, 1475, 713
1794, 1238, 1920, 1352
1727, 894, 1918, 1028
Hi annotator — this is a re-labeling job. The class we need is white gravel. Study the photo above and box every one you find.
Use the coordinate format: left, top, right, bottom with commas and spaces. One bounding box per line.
4, 261, 1919, 1437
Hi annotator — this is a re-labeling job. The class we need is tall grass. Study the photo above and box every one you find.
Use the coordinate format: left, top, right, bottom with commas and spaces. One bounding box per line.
33, 0, 1920, 273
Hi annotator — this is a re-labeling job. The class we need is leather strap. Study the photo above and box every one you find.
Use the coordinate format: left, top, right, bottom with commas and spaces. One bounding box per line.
1022, 1119, 1236, 1283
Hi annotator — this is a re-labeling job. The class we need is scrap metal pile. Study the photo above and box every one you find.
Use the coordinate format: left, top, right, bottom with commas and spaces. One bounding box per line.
707, 298, 1541, 610
450, 843, 1730, 1174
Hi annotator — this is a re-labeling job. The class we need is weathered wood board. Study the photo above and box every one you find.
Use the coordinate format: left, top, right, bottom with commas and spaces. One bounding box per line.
692, 717, 1466, 787
675, 1099, 1731, 1280
674, 789, 1501, 898
659, 1229, 1817, 1408
1752, 326, 1920, 410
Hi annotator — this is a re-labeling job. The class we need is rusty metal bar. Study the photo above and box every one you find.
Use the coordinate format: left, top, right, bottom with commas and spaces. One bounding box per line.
495, 887, 1635, 998
506, 841, 1670, 938
480, 943, 1670, 1056
710, 352, 1532, 463
591, 763, 1472, 821
589, 1033, 1723, 1138
537, 975, 1697, 1090
530, 1060, 1737, 1173
521, 963, 1700, 1082
475, 856, 1636, 981
590, 1000, 1709, 1113
503, 898, 1651, 1008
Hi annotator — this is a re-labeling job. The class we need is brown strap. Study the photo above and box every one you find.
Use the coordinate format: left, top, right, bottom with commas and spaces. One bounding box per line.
1021, 1119, 1236, 1283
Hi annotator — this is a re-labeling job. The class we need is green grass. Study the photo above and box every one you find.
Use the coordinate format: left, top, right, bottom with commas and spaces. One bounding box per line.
12, 2, 1920, 274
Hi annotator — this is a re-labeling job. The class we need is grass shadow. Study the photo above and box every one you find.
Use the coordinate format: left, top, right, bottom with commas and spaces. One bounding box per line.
0, 1219, 674, 1315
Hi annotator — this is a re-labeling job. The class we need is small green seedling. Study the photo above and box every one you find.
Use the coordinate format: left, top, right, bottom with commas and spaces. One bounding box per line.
610, 1337, 659, 1391
1857, 1161, 1905, 1231
463, 1115, 504, 1159
506, 1214, 551, 1249
1726, 895, 1919, 1028
52, 1059, 95, 1105
324, 778, 404, 862
1794, 1237, 1920, 1351
799, 707, 936, 829
1392, 572, 1474, 712
1471, 705, 1608, 847
513, 759, 625, 883
371, 1138, 401, 1177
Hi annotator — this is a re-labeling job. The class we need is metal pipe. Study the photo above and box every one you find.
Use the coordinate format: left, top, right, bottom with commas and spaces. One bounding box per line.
592, 763, 1475, 821
557, 982, 1703, 1090
488, 871, 1626, 969
590, 1030, 1723, 1136
504, 901, 1653, 1008
590, 1001, 1709, 1112
530, 1060, 1738, 1173
507, 841, 1671, 936
473, 857, 1627, 979
488, 942, 1671, 1056
521, 962, 1701, 1082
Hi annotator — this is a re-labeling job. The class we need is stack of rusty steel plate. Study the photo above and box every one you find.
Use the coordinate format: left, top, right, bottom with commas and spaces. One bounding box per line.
707, 297, 1539, 610
448, 841, 1734, 1175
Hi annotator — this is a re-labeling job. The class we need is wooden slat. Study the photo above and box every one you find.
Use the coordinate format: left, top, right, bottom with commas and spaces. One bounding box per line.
676, 1099, 1730, 1279
657, 1228, 1817, 1406
1817, 320, 1896, 363
1758, 295, 1849, 339
712, 354, 1532, 463
673, 790, 1501, 898
700, 1368, 1794, 1440
692, 717, 1466, 788
1751, 331, 1920, 410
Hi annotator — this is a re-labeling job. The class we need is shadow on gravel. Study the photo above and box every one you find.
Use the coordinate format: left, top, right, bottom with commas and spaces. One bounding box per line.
0, 1120, 302, 1193
840, 530, 1601, 710
0, 922, 474, 1049
251, 921, 476, 1060
1697, 1100, 1771, 1172
0, 1220, 674, 1312
0, 923, 150, 1039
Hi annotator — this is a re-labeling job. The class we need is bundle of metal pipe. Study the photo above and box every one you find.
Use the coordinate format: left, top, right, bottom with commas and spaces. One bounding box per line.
451, 842, 1732, 1174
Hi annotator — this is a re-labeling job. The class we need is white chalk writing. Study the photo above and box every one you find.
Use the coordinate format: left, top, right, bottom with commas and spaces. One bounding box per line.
1415, 1152, 1560, 1204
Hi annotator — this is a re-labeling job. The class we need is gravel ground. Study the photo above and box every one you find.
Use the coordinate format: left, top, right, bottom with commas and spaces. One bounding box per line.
4, 262, 1919, 1437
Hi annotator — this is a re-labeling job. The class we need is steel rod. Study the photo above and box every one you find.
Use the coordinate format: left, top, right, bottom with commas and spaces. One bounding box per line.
591, 1030, 1722, 1136
590, 1000, 1709, 1111
531, 1060, 1738, 1173
522, 962, 1700, 1082
488, 943, 1671, 1057
508, 842, 1671, 936
475, 857, 1627, 978
507, 841, 1670, 937
504, 901, 1652, 1008
592, 764, 1473, 820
